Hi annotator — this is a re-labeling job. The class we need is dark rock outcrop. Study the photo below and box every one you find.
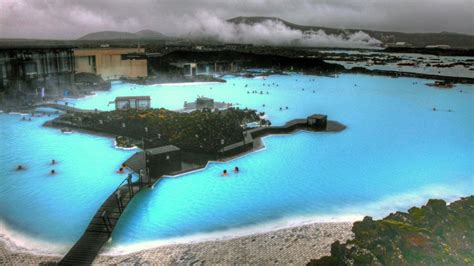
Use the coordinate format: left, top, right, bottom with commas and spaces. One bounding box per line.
308, 196, 474, 266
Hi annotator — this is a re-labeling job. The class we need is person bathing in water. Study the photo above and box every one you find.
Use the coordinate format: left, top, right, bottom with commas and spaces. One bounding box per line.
234, 166, 239, 173
222, 169, 228, 176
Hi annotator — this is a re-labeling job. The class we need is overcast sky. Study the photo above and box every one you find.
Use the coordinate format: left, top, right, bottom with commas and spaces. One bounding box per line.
1, 0, 473, 39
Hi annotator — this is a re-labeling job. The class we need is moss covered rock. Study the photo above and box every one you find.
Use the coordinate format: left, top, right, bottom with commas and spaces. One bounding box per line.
308, 196, 474, 266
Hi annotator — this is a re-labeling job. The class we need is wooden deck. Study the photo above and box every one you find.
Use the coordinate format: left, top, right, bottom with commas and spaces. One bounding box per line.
59, 175, 147, 265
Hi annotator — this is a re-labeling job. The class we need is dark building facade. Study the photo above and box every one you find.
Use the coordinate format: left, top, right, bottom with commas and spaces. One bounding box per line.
147, 145, 182, 179
0, 47, 75, 100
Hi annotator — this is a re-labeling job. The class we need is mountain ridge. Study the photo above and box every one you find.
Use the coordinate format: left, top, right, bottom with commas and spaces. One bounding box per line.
78, 30, 167, 40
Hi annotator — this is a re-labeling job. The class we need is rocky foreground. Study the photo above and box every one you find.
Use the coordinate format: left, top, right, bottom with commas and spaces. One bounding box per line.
309, 196, 474, 265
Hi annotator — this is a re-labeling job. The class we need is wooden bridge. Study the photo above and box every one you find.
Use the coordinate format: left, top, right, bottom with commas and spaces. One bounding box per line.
31, 103, 96, 113
59, 174, 152, 265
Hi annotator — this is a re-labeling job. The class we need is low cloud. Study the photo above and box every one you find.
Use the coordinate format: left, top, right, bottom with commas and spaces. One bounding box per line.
183, 13, 382, 48
1, 0, 472, 40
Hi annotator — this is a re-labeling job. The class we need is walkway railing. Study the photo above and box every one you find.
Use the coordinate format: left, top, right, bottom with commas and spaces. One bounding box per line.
59, 173, 148, 265
32, 102, 96, 113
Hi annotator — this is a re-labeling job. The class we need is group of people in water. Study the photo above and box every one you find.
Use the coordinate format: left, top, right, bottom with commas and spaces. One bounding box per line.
16, 160, 128, 175
16, 159, 57, 175
247, 90, 270, 95
243, 81, 282, 95
222, 166, 239, 176
20, 111, 54, 122
239, 80, 321, 114
432, 107, 453, 112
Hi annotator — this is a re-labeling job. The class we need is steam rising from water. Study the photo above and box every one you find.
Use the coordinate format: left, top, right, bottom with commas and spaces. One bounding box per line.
183, 12, 382, 48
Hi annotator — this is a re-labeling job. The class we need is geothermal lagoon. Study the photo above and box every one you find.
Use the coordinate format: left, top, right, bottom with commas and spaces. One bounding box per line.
1, 73, 473, 255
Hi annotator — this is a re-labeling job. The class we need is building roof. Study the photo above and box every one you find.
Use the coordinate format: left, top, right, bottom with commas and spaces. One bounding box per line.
115, 96, 151, 101
0, 46, 75, 51
308, 114, 327, 119
124, 152, 146, 172
73, 48, 146, 56
124, 145, 180, 173
147, 145, 180, 155
197, 97, 213, 101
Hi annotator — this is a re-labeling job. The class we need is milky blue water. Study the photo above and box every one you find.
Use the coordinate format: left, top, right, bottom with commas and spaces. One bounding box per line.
1, 73, 473, 255
0, 112, 135, 253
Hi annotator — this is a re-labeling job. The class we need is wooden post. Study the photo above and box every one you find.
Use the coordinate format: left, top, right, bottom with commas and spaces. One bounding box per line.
115, 190, 123, 213
101, 211, 111, 233
127, 174, 133, 199
139, 169, 144, 189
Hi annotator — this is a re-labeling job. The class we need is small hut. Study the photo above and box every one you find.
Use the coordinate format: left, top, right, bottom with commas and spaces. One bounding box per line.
307, 114, 327, 130
147, 145, 182, 178
124, 145, 181, 182
115, 96, 151, 110
196, 97, 214, 110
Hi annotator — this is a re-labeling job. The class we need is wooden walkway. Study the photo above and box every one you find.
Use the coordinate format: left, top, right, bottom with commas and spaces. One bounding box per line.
32, 103, 96, 113
59, 175, 148, 265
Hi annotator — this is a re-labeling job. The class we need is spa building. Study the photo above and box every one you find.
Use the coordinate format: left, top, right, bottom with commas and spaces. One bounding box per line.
74, 48, 148, 80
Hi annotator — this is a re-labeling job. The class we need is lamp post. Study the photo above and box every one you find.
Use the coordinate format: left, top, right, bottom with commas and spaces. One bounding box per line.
146, 152, 151, 187
221, 138, 225, 156
142, 137, 150, 187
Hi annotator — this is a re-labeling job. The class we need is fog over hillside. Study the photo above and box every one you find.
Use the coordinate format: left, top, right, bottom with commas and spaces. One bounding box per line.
183, 13, 382, 48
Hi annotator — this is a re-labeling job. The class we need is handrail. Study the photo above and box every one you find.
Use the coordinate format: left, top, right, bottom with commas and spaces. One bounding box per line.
114, 175, 130, 192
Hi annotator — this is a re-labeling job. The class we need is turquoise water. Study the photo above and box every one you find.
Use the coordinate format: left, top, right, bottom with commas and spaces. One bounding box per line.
1, 73, 473, 255
0, 112, 135, 253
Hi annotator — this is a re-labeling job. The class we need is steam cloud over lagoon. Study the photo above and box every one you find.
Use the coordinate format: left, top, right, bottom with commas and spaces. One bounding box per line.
184, 13, 382, 48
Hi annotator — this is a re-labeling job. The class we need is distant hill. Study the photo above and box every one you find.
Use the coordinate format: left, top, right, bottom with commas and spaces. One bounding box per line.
227, 16, 474, 49
78, 30, 167, 40
134, 30, 168, 39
